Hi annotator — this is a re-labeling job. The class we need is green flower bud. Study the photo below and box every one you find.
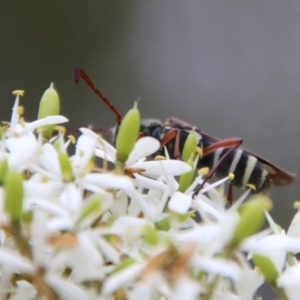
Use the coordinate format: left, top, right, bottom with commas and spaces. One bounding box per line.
253, 254, 278, 285
52, 137, 60, 152
178, 153, 195, 192
116, 102, 140, 163
112, 257, 136, 274
21, 210, 33, 224
0, 159, 8, 186
232, 195, 269, 247
0, 126, 4, 139
77, 194, 103, 223
172, 211, 194, 223
178, 130, 197, 192
182, 130, 198, 162
58, 152, 74, 182
143, 223, 158, 245
155, 216, 171, 231
37, 83, 60, 139
4, 169, 24, 225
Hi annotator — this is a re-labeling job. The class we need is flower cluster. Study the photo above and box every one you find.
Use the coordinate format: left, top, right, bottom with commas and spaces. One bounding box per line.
0, 84, 299, 300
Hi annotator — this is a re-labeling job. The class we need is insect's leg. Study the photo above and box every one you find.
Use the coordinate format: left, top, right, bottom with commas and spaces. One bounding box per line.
227, 183, 233, 204
202, 138, 243, 156
193, 138, 243, 197
138, 132, 145, 139
160, 129, 182, 159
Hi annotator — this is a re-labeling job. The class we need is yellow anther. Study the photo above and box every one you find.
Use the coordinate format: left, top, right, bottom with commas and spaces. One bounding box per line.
86, 160, 96, 171
68, 135, 76, 144
17, 106, 24, 115
155, 155, 165, 161
36, 127, 46, 135
198, 167, 209, 176
19, 117, 25, 127
262, 197, 273, 211
254, 266, 262, 275
41, 175, 49, 183
79, 150, 84, 158
246, 183, 256, 191
189, 210, 196, 218
0, 126, 7, 134
228, 173, 235, 180
12, 90, 25, 96
55, 125, 66, 134
293, 201, 300, 210
196, 146, 203, 157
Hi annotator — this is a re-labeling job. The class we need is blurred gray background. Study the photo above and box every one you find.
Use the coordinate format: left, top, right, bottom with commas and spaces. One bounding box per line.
1, 1, 299, 219
1, 2, 299, 219
0, 1, 299, 291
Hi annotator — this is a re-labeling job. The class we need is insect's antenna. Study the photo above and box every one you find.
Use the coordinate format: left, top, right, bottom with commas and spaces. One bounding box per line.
74, 68, 122, 125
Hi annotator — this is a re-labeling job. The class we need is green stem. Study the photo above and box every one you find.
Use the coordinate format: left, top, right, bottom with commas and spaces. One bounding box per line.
200, 275, 220, 300
8, 224, 32, 259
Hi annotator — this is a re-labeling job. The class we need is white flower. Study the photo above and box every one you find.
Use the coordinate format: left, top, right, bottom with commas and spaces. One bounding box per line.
1, 87, 298, 300
277, 263, 300, 300
8, 95, 67, 138
96, 136, 191, 187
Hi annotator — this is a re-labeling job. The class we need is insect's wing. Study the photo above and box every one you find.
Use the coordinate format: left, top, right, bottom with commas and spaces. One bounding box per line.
245, 151, 296, 186
165, 117, 195, 130
165, 118, 296, 186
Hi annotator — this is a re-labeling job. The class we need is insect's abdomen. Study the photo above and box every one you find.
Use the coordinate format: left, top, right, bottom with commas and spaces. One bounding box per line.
198, 147, 269, 192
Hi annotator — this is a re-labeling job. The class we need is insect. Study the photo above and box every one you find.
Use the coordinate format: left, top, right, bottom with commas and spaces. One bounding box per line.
162, 117, 296, 193
74, 68, 296, 195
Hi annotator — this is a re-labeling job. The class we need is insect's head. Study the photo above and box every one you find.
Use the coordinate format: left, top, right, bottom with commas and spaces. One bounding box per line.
139, 119, 164, 139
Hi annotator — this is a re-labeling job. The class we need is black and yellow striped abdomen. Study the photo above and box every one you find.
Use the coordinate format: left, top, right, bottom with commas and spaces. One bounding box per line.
199, 142, 269, 192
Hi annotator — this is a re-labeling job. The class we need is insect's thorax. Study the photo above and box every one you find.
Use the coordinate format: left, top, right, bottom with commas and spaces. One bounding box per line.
139, 119, 166, 140
139, 119, 203, 158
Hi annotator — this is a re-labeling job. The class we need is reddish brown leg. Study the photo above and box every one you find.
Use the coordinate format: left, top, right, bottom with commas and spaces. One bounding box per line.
138, 132, 145, 139
160, 129, 182, 159
227, 183, 233, 205
193, 138, 243, 198
202, 137, 243, 156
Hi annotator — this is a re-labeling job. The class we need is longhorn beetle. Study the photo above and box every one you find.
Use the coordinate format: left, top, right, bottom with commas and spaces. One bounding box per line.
74, 68, 296, 197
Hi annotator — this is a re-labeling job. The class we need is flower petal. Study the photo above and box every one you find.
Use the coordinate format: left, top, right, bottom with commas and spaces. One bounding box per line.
6, 135, 38, 170
171, 276, 203, 300
288, 210, 300, 238
133, 174, 167, 192
168, 191, 192, 214
133, 160, 192, 177
0, 249, 34, 274
126, 137, 160, 166
44, 274, 89, 300
16, 115, 68, 135
71, 134, 97, 175
102, 262, 144, 295
83, 173, 135, 192
277, 263, 300, 300
39, 143, 61, 178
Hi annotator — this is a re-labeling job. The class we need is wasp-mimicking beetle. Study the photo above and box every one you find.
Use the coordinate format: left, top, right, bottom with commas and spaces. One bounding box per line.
74, 68, 296, 195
